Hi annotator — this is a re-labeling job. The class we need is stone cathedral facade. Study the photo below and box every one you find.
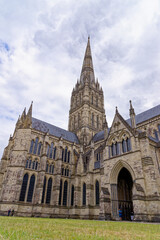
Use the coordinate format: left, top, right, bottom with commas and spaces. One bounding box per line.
0, 38, 160, 222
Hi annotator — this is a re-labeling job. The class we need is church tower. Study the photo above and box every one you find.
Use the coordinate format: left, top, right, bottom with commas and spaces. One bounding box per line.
68, 37, 107, 145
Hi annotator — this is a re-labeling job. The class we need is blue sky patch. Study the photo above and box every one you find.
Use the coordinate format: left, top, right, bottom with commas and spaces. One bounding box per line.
0, 40, 10, 51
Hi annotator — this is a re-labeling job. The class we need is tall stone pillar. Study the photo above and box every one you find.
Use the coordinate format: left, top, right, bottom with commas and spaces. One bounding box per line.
52, 141, 63, 206
0, 128, 31, 202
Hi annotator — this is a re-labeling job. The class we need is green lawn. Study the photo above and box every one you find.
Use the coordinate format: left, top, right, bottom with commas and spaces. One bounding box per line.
0, 217, 159, 240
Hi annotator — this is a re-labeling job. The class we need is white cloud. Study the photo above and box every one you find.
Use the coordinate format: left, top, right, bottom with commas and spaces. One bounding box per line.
0, 0, 160, 158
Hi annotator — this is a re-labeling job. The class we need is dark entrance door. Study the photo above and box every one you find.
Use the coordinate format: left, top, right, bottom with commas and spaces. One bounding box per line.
117, 168, 133, 220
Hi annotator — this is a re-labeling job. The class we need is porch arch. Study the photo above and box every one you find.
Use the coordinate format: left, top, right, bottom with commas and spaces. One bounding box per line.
110, 160, 135, 184
110, 160, 135, 220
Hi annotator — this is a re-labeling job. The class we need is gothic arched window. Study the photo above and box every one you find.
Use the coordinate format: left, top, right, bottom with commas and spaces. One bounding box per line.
111, 143, 114, 156
19, 173, 28, 201
92, 113, 94, 127
27, 174, 35, 202
35, 161, 38, 170
71, 185, 74, 206
115, 142, 119, 155
63, 180, 68, 206
95, 180, 99, 205
29, 159, 32, 168
41, 176, 46, 204
83, 183, 86, 206
62, 148, 64, 161
122, 139, 127, 153
49, 143, 54, 159
49, 165, 52, 174
59, 179, 62, 205
53, 147, 56, 159
46, 178, 52, 204
61, 168, 64, 176
52, 165, 54, 174
68, 151, 70, 163
33, 137, 39, 155
37, 142, 42, 156
97, 115, 99, 128
47, 145, 50, 158
126, 138, 131, 151
29, 140, 34, 154
64, 147, 68, 162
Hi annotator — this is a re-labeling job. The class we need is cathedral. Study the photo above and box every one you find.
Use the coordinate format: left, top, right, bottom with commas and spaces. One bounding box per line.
0, 38, 160, 221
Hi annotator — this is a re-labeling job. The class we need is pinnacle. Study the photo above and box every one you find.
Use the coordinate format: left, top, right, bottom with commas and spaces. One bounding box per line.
129, 100, 133, 109
129, 100, 135, 116
27, 101, 33, 118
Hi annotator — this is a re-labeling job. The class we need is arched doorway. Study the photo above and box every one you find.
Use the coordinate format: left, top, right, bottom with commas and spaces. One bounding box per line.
117, 167, 133, 220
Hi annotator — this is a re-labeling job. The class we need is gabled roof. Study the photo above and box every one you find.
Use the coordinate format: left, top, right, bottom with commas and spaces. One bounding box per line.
32, 118, 79, 144
126, 104, 160, 126
93, 104, 160, 143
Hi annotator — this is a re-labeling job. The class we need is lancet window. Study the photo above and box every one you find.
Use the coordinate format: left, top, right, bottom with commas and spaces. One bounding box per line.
82, 183, 86, 206
97, 115, 99, 128
63, 180, 68, 206
61, 166, 69, 177
111, 142, 119, 157
59, 179, 63, 205
95, 180, 100, 205
25, 158, 39, 171
27, 174, 35, 202
71, 185, 74, 206
46, 178, 52, 204
61, 147, 70, 163
91, 113, 94, 127
19, 173, 28, 202
47, 143, 57, 159
122, 137, 131, 153
29, 138, 42, 156
46, 163, 54, 175
41, 176, 46, 204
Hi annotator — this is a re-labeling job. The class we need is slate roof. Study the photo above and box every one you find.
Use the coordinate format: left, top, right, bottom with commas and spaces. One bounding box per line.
126, 104, 160, 126
92, 130, 104, 142
92, 129, 111, 143
32, 104, 160, 144
32, 117, 79, 144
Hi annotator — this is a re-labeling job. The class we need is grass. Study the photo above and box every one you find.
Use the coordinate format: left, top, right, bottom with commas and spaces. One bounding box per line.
0, 217, 159, 240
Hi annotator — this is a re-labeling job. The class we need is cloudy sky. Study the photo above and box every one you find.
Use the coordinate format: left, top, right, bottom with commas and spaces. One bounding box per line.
0, 0, 160, 158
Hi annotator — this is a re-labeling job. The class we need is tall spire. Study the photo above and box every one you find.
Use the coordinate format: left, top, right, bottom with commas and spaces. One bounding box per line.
80, 37, 95, 82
